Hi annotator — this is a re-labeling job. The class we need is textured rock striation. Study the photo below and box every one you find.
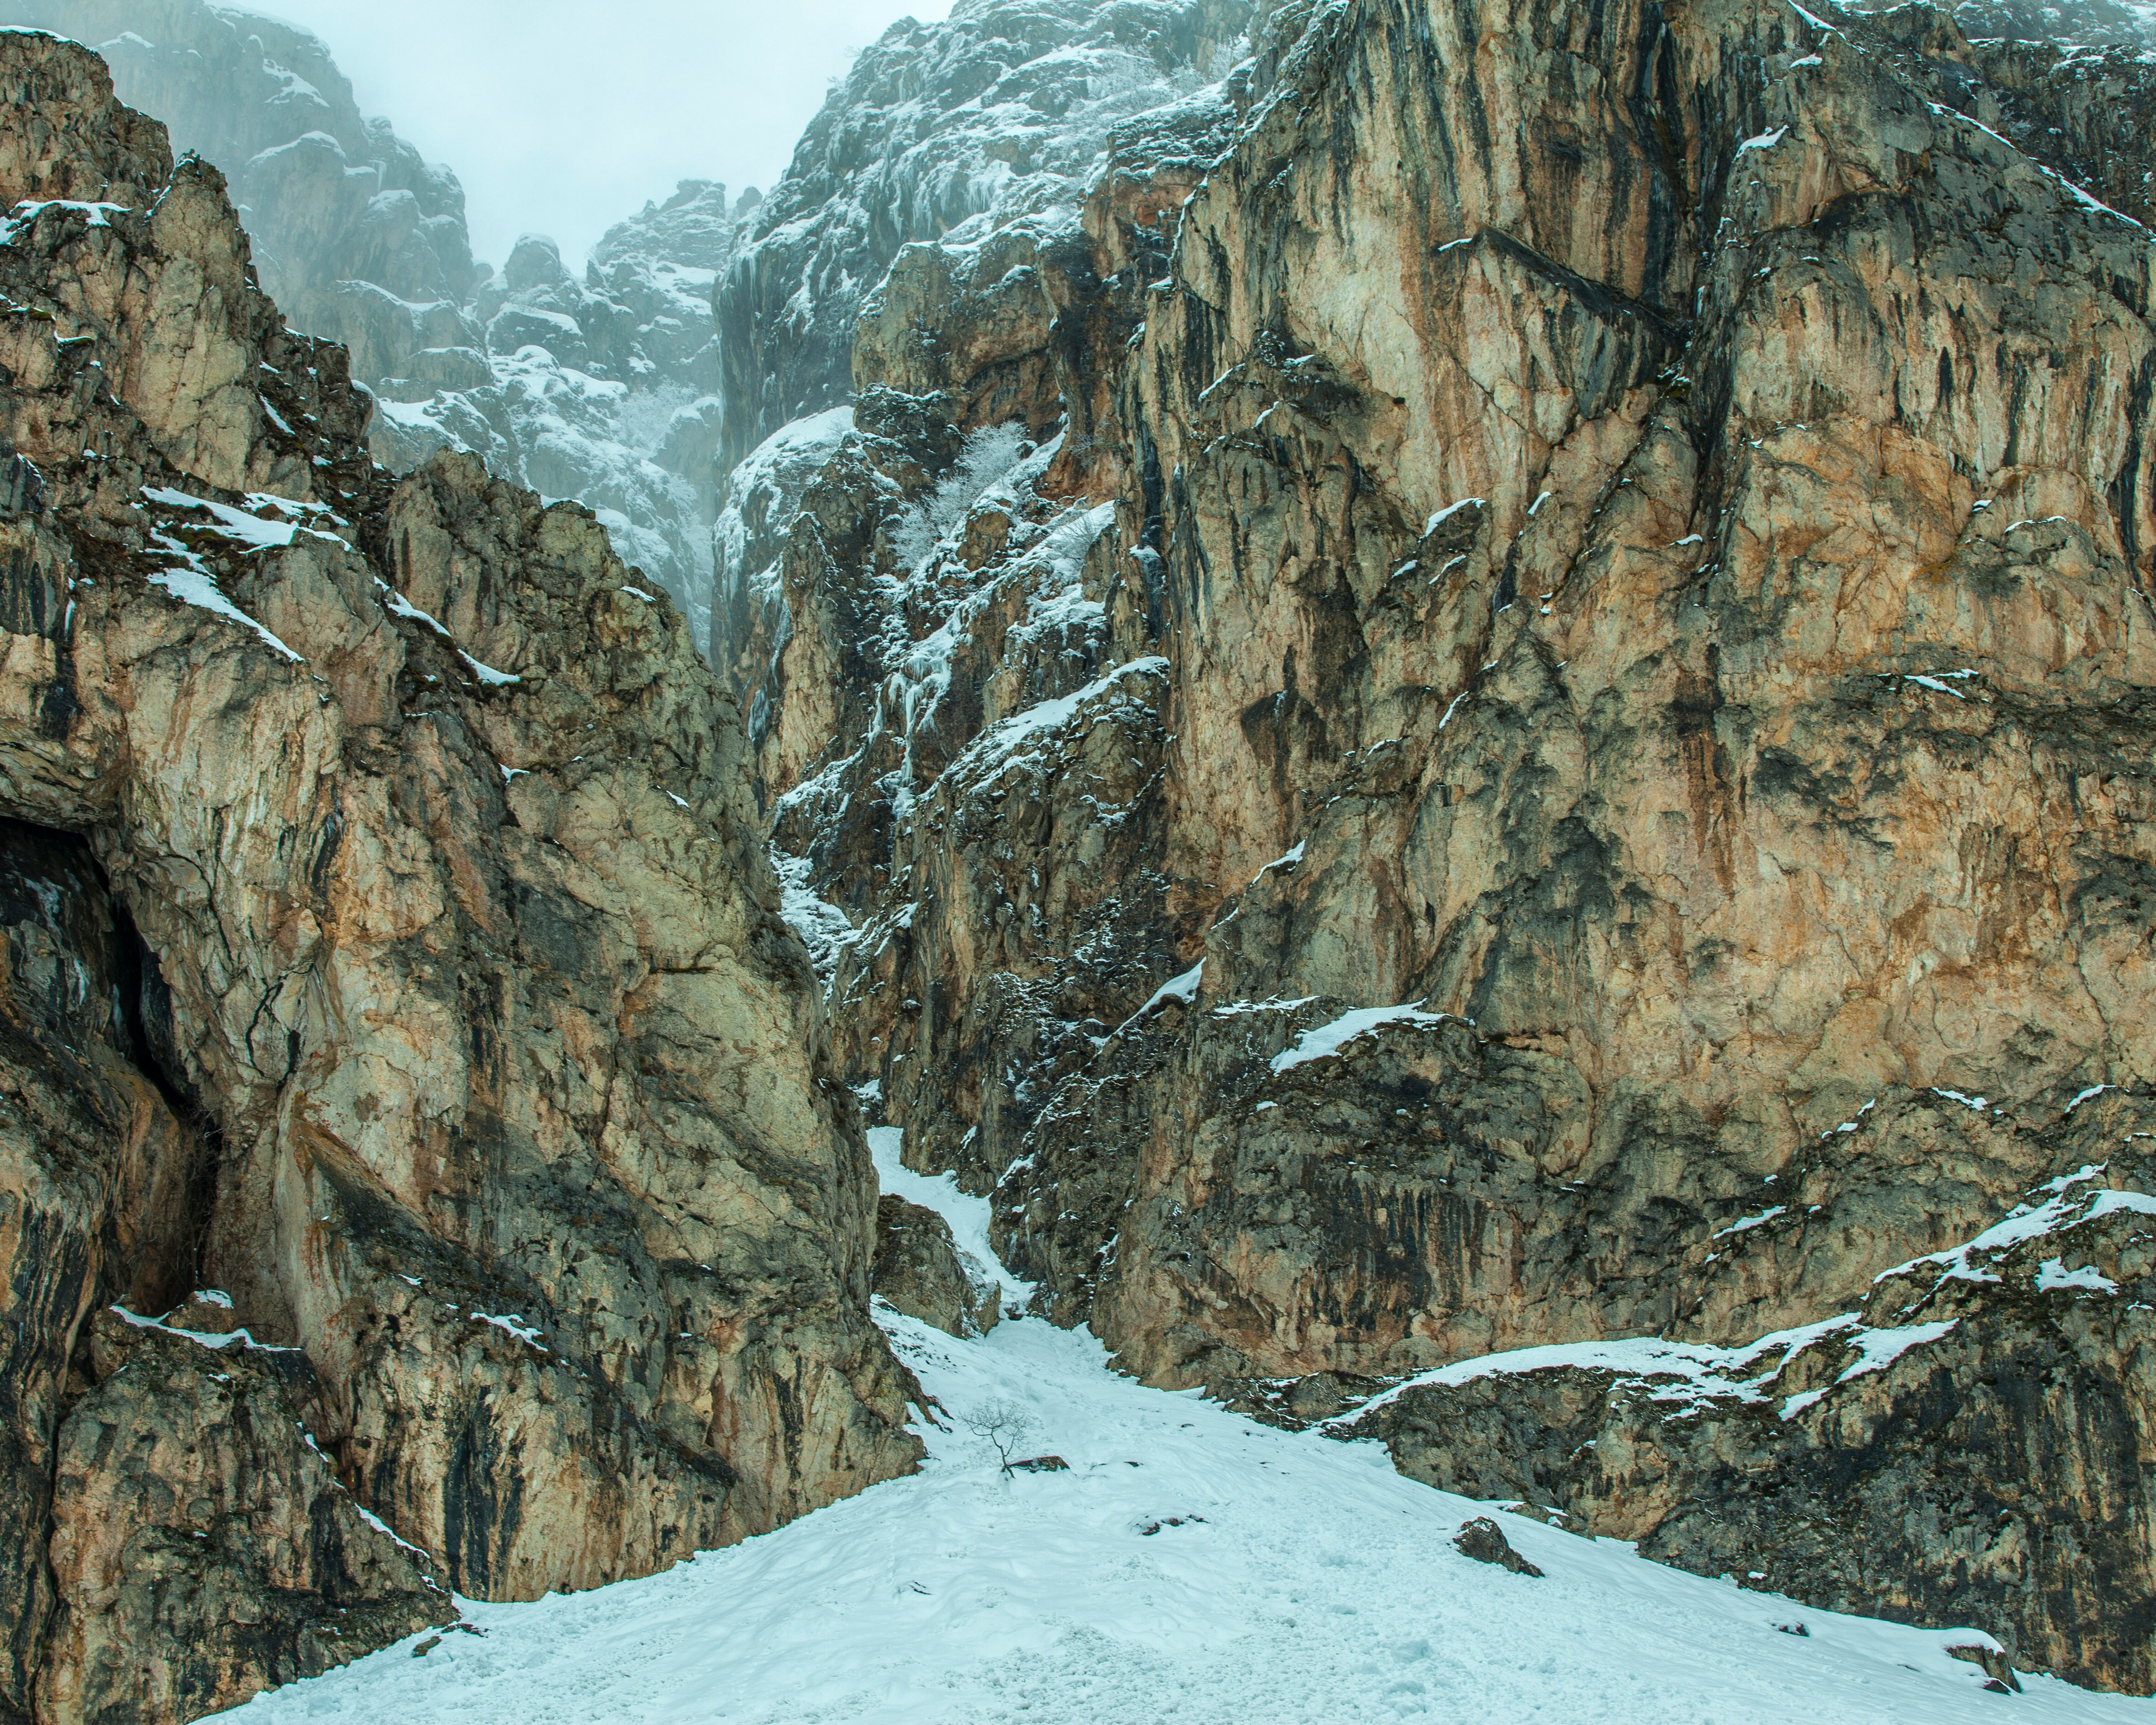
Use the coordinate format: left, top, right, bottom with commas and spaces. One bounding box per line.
0, 30, 917, 1725
1342, 1112, 2156, 1694
872, 1195, 1002, 1338
730, 0, 2156, 1693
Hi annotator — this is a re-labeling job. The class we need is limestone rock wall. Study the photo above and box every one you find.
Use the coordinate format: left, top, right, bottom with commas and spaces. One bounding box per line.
0, 32, 918, 1724
1095, 0, 2156, 1383
1346, 1100, 2156, 1693
40, 1307, 447, 1725
735, 0, 2156, 1690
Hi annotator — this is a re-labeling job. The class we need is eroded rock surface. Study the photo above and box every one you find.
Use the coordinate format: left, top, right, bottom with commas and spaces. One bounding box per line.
732, 0, 2156, 1691
1344, 1103, 2156, 1691
41, 1307, 446, 1725
375, 193, 761, 642
0, 31, 918, 1724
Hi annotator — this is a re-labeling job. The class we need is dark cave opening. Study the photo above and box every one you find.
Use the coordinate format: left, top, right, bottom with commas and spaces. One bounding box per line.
0, 815, 221, 1312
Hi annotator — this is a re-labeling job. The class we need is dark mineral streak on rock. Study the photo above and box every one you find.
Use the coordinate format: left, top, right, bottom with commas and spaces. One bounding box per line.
731, 0, 2156, 1694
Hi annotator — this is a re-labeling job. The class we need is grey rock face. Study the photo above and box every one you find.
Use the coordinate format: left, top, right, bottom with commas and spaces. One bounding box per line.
1345, 1112, 2156, 1691
0, 0, 479, 371
1938, 0, 2156, 42
40, 1307, 450, 1725
714, 0, 1256, 478
369, 195, 762, 654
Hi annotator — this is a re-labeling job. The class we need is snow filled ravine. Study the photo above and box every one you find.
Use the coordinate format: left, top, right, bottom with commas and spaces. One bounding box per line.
224, 1134, 2151, 1725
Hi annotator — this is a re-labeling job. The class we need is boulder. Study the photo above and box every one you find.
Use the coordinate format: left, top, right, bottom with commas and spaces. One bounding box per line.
1452, 1519, 1543, 1579
873, 1196, 1002, 1338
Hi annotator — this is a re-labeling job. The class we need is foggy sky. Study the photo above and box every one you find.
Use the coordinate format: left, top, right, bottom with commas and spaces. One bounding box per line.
252, 0, 956, 270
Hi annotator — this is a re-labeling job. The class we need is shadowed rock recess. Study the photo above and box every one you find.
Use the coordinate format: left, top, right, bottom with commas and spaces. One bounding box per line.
0, 29, 919, 1725
726, 0, 2156, 1696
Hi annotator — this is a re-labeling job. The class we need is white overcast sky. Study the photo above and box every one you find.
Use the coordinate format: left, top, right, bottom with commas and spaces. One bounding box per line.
253, 1, 955, 270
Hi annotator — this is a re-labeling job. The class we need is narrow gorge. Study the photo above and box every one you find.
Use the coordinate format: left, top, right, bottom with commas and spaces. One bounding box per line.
0, 0, 2152, 1719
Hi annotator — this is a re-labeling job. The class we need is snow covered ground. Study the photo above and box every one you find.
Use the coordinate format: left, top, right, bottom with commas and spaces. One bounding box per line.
224, 1138, 2156, 1725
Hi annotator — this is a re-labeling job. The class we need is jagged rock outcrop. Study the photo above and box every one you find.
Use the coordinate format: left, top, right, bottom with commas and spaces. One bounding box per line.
0, 0, 479, 377
1344, 1107, 2156, 1693
1869, 4, 2156, 227
714, 0, 1256, 478
716, 7, 1255, 1185
1944, 0, 2156, 43
0, 30, 918, 1724
590, 178, 750, 398
872, 1195, 1002, 1337
731, 0, 2156, 1691
41, 1304, 447, 1725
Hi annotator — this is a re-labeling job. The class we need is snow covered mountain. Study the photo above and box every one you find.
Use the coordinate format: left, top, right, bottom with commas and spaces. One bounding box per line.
369, 196, 754, 652
713, 0, 1255, 473
0, 0, 745, 640
0, 0, 480, 372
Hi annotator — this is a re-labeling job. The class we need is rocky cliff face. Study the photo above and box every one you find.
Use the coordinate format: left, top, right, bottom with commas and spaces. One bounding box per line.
0, 29, 917, 1725
0, 1, 750, 643
713, 0, 1257, 481
371, 187, 762, 650
728, 0, 2156, 1694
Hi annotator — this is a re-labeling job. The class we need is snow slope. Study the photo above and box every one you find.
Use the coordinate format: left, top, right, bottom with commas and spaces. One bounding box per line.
223, 1138, 2155, 1725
